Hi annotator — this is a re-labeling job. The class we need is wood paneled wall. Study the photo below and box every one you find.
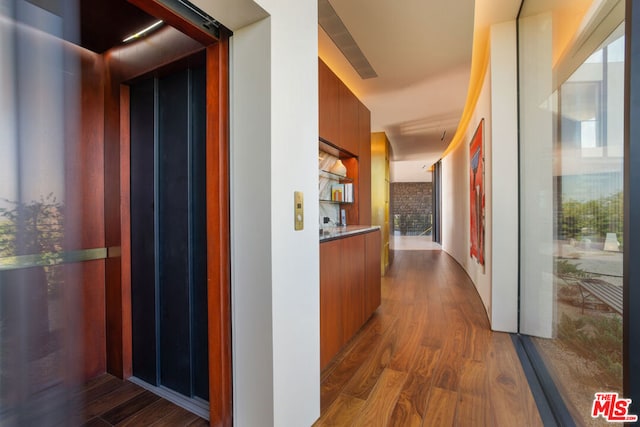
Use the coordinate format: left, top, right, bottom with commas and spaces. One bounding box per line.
358, 101, 372, 225
205, 35, 233, 427
66, 46, 108, 380
319, 58, 372, 226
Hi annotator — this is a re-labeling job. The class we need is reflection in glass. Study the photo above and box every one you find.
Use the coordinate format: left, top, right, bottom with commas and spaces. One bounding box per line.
0, 2, 81, 425
519, 0, 624, 423
545, 31, 624, 423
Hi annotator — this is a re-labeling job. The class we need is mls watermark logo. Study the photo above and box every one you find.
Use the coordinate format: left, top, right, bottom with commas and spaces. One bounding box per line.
592, 392, 638, 423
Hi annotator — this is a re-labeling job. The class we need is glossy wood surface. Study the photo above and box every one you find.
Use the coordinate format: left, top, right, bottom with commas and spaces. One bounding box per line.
320, 239, 345, 368
71, 49, 106, 250
128, 0, 219, 46
118, 84, 133, 379
320, 230, 381, 368
104, 42, 127, 379
79, 262, 107, 380
358, 100, 372, 225
206, 33, 233, 427
319, 59, 340, 145
339, 83, 360, 156
315, 250, 542, 426
319, 58, 371, 226
81, 374, 207, 425
103, 84, 132, 379
341, 235, 366, 343
364, 231, 381, 316
67, 48, 108, 379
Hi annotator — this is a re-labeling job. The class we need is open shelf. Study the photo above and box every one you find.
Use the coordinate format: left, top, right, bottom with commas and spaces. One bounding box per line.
319, 139, 359, 224
319, 199, 354, 204
320, 169, 353, 182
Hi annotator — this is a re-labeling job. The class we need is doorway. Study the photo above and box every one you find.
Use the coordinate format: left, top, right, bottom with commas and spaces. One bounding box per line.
129, 62, 209, 403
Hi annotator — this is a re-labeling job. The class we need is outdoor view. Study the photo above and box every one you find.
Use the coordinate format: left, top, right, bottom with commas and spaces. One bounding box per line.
538, 31, 624, 426
519, 1, 624, 425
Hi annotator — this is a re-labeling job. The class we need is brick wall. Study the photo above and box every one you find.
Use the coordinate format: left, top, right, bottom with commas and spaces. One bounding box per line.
391, 182, 433, 235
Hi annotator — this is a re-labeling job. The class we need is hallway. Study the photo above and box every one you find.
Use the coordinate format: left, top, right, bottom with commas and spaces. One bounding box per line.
315, 250, 542, 426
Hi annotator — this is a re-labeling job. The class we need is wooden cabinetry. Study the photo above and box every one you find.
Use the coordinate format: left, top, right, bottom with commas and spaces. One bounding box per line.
339, 235, 365, 345
319, 237, 346, 367
319, 58, 371, 226
364, 229, 381, 315
339, 84, 359, 155
358, 100, 371, 225
319, 58, 363, 156
320, 229, 381, 369
319, 60, 340, 145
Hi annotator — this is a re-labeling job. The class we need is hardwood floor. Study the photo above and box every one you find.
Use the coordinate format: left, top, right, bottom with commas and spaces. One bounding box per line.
81, 374, 207, 426
315, 250, 542, 427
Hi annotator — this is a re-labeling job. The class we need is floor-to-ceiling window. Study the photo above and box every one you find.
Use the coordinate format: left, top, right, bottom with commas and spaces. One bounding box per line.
432, 160, 442, 244
519, 0, 626, 424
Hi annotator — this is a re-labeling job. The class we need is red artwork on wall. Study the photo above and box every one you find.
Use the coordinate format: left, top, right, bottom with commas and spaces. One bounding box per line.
470, 119, 485, 269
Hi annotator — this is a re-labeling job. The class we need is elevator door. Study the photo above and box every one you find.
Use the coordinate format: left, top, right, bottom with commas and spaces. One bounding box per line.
129, 64, 208, 401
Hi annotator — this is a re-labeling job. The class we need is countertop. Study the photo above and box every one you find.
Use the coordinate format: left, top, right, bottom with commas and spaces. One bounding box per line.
319, 225, 381, 242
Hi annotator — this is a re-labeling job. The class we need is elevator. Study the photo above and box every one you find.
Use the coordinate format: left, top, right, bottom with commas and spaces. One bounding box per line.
129, 62, 209, 403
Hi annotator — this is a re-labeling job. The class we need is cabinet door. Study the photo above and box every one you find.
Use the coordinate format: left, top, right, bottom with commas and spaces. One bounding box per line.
339, 84, 359, 155
358, 101, 371, 225
341, 235, 365, 341
319, 60, 340, 144
365, 230, 381, 317
320, 239, 344, 368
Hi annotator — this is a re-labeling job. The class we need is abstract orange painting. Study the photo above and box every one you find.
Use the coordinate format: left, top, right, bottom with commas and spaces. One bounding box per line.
470, 119, 485, 269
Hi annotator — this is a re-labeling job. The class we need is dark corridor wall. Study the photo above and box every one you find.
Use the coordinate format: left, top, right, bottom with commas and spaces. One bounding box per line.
391, 182, 433, 235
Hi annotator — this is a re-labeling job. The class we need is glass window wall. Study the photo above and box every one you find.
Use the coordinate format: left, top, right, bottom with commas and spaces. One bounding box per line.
518, 0, 625, 424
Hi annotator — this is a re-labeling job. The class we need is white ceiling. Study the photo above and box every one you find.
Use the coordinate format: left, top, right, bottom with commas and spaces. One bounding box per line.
191, 0, 268, 31
196, 0, 523, 182
319, 0, 522, 181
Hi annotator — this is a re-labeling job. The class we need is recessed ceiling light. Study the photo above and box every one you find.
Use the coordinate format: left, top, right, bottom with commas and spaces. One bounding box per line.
123, 20, 163, 43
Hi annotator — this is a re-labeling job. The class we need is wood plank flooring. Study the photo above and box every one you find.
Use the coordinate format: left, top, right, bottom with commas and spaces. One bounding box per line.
314, 250, 542, 427
81, 374, 207, 426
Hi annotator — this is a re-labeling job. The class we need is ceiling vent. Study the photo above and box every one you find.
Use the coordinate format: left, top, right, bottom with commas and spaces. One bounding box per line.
318, 0, 377, 79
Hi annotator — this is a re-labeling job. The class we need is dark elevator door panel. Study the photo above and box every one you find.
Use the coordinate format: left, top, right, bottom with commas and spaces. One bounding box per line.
130, 79, 157, 386
189, 66, 209, 400
129, 64, 208, 401
158, 70, 191, 396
